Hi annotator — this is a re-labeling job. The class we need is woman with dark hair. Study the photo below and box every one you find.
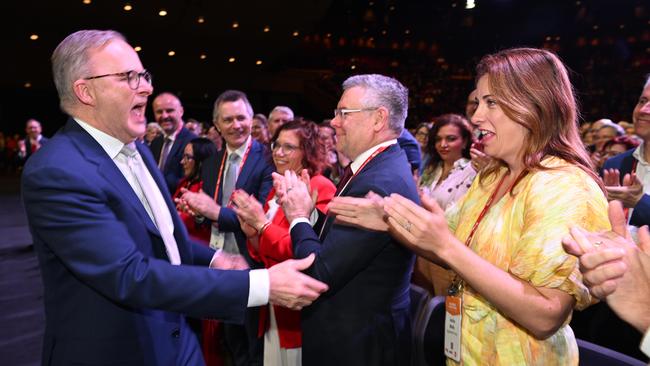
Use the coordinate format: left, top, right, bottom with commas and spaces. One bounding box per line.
172, 137, 217, 242
231, 119, 336, 366
252, 113, 271, 146
336, 48, 611, 365
413, 115, 477, 296
172, 137, 221, 366
414, 122, 431, 174
419, 114, 476, 211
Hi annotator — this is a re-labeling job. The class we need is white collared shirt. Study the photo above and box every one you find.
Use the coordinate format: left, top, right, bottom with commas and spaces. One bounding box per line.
74, 119, 269, 307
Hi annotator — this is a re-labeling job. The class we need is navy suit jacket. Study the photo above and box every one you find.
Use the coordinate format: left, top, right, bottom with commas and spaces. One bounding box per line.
21, 119, 249, 366
290, 143, 418, 366
603, 148, 650, 227
149, 127, 197, 193
398, 128, 421, 172
200, 138, 274, 266
20, 136, 49, 162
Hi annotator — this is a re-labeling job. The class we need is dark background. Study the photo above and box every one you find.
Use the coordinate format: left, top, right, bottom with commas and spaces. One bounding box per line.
3, 0, 649, 137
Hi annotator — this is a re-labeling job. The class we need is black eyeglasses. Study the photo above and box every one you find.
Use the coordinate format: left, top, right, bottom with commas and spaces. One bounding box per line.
84, 70, 153, 90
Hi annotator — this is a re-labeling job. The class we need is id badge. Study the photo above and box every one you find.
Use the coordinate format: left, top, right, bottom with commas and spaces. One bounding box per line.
444, 295, 462, 362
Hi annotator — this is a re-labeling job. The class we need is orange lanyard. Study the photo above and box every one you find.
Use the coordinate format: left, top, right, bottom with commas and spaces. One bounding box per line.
213, 141, 252, 203
464, 170, 527, 247
336, 144, 391, 196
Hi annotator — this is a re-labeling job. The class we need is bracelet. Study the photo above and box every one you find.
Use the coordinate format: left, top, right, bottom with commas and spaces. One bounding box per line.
257, 220, 272, 235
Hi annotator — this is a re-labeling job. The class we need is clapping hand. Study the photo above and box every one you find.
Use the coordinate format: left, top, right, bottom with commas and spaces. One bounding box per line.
274, 170, 316, 223
210, 250, 250, 270
177, 188, 221, 220
562, 200, 650, 332
604, 171, 644, 208
328, 191, 388, 231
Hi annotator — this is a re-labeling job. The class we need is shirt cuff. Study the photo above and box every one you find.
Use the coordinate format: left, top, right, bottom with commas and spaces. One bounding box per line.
289, 217, 311, 231
641, 327, 650, 358
247, 269, 270, 307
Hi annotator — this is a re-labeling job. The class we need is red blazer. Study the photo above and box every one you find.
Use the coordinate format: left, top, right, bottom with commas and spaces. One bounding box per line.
173, 178, 211, 245
247, 174, 335, 348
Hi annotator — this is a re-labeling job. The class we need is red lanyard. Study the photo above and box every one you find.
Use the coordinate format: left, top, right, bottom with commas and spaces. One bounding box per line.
464, 170, 527, 247
213, 141, 252, 203
336, 144, 391, 196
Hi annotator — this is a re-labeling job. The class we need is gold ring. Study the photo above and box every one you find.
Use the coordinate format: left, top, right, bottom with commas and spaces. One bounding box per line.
403, 221, 412, 232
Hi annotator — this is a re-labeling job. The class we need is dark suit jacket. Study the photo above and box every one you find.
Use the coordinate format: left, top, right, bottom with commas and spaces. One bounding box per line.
290, 143, 418, 366
602, 148, 650, 227
21, 136, 49, 161
398, 129, 421, 172
21, 118, 249, 366
200, 138, 274, 267
149, 127, 197, 193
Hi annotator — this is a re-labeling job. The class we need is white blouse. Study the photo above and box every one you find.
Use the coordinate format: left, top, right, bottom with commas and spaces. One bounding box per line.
423, 158, 477, 210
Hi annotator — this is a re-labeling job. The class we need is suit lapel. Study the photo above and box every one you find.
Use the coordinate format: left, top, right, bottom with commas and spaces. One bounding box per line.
164, 128, 185, 170
137, 142, 191, 263
319, 144, 400, 239
236, 139, 262, 191
64, 120, 161, 237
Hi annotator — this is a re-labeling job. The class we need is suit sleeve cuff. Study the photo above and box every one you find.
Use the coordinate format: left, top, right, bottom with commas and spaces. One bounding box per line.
641, 327, 650, 358
289, 217, 311, 231
247, 269, 269, 307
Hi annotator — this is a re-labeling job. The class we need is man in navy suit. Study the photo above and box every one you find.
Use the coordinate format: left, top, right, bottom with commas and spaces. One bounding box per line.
21, 29, 326, 366
180, 90, 274, 365
276, 74, 419, 365
17, 118, 49, 163
603, 76, 650, 228
149, 92, 197, 193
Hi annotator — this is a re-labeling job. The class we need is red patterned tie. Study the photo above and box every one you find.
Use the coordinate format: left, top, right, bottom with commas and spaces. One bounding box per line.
335, 164, 353, 195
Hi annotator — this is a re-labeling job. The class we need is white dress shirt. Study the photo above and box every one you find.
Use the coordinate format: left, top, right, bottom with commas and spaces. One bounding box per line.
74, 118, 269, 307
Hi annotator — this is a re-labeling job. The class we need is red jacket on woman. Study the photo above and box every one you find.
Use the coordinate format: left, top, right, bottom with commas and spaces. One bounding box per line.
247, 174, 335, 348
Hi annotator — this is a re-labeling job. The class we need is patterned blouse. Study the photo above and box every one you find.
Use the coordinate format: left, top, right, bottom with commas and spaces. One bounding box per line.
421, 158, 477, 211
444, 157, 610, 366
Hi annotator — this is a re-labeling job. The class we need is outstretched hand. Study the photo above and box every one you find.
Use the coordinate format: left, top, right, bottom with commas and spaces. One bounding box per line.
268, 254, 328, 310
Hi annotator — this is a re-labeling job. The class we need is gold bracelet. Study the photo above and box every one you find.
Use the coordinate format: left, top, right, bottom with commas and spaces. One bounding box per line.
257, 220, 272, 235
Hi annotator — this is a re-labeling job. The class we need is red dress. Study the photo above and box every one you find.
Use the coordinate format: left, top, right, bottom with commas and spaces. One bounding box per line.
247, 175, 336, 348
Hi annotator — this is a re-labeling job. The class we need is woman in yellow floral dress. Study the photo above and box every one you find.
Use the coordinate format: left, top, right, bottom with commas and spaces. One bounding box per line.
331, 48, 610, 365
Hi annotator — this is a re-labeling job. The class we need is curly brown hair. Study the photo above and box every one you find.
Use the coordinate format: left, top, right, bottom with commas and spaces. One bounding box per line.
271, 119, 326, 175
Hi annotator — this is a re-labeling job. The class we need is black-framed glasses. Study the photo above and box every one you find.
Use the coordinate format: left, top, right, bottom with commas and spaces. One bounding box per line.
271, 142, 301, 154
181, 153, 194, 161
333, 107, 378, 119
84, 70, 153, 90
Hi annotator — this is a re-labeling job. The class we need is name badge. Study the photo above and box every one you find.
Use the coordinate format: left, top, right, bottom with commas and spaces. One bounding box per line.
444, 295, 462, 362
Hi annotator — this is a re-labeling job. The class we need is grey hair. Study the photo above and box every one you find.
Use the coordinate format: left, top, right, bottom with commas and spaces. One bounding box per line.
51, 30, 126, 114
212, 90, 254, 121
269, 106, 294, 119
146, 122, 163, 132
342, 74, 408, 135
598, 119, 625, 136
